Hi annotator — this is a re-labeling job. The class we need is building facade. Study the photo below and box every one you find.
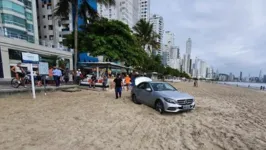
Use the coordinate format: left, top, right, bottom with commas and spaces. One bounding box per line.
0, 0, 39, 43
149, 14, 163, 54
164, 31, 174, 46
36, 0, 74, 48
184, 38, 192, 74
98, 0, 139, 29
139, 0, 150, 22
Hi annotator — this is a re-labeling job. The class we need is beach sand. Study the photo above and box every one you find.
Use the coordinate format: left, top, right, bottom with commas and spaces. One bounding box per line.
0, 82, 266, 150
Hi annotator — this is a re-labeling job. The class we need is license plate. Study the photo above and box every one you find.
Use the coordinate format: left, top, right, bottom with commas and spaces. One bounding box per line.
183, 105, 191, 109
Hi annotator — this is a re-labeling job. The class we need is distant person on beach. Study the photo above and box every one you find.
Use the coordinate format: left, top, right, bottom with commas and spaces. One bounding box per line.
113, 74, 123, 99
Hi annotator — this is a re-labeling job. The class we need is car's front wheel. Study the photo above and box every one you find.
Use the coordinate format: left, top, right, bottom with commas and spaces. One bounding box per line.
155, 101, 164, 114
132, 94, 141, 104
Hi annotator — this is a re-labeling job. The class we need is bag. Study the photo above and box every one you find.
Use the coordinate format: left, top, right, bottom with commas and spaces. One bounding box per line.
80, 74, 83, 78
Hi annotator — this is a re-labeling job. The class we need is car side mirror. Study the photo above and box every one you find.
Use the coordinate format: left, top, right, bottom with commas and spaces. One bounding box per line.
145, 88, 152, 92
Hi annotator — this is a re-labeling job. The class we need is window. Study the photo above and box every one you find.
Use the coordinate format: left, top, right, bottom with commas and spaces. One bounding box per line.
26, 12, 33, 21
39, 36, 41, 39
48, 15, 52, 20
43, 15, 45, 18
49, 35, 53, 40
28, 35, 34, 43
137, 83, 145, 89
59, 34, 62, 37
1, 13, 26, 27
150, 83, 177, 91
9, 49, 22, 60
42, 5, 44, 8
44, 25, 46, 28
26, 23, 34, 32
0, 1, 25, 14
24, 0, 32, 10
48, 25, 53, 30
44, 35, 47, 38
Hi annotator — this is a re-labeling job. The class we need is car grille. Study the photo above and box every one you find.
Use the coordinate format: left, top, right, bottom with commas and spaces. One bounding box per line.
177, 99, 193, 105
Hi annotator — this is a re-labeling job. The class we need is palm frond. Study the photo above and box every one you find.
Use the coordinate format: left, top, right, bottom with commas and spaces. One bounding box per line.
54, 0, 72, 18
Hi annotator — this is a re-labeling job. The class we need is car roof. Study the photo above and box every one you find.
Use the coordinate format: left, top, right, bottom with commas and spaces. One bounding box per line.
142, 81, 166, 84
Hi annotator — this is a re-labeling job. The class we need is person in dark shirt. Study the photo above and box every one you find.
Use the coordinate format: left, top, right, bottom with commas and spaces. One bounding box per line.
113, 74, 123, 99
91, 74, 97, 88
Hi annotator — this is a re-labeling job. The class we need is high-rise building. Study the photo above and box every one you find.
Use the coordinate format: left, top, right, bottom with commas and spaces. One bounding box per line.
0, 0, 39, 43
184, 38, 192, 74
37, 0, 97, 48
186, 38, 192, 54
164, 31, 174, 46
98, 0, 139, 28
176, 47, 180, 58
149, 14, 163, 54
263, 75, 266, 83
37, 0, 72, 48
139, 0, 150, 22
240, 71, 243, 81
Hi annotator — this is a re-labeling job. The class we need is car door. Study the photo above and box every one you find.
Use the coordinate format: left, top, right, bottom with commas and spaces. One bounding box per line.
135, 82, 146, 102
140, 83, 154, 106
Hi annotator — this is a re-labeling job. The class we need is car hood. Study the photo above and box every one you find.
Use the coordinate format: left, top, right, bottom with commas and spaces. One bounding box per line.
156, 91, 194, 99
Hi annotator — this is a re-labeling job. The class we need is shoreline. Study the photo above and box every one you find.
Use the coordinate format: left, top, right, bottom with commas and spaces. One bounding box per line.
217, 82, 266, 92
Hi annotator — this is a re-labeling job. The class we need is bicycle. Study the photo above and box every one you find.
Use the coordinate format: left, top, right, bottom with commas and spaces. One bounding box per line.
11, 73, 31, 88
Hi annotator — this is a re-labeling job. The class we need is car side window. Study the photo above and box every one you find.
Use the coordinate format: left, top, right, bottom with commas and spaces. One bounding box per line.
137, 83, 145, 89
144, 83, 151, 89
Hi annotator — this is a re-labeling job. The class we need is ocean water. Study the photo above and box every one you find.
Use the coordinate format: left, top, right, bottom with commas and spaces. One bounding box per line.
218, 82, 266, 89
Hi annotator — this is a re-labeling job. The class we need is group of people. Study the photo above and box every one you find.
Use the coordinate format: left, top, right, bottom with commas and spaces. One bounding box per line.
112, 73, 137, 99
260, 86, 265, 90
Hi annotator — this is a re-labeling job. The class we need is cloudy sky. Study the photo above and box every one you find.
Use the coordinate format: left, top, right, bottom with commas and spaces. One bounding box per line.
151, 0, 266, 77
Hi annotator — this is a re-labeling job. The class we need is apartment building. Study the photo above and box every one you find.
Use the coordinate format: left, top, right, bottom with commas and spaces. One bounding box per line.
98, 0, 141, 28
0, 0, 39, 43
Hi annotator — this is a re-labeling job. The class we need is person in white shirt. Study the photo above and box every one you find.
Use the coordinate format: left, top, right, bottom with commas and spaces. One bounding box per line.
76, 69, 82, 84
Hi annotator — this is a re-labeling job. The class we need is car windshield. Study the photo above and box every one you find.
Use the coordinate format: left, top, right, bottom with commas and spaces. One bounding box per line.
150, 83, 177, 91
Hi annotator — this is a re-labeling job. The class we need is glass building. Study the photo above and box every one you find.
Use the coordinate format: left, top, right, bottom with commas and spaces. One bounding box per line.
0, 0, 38, 43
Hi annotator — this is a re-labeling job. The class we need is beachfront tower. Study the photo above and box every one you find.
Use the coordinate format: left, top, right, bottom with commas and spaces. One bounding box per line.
0, 0, 39, 43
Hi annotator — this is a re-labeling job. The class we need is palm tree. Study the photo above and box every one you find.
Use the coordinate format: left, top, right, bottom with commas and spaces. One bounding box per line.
54, 0, 115, 71
133, 19, 160, 54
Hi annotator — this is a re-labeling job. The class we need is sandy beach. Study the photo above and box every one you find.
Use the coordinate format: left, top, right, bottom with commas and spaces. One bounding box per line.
0, 82, 266, 150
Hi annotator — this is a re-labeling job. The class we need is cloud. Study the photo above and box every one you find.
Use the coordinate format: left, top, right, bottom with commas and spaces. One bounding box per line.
151, 0, 266, 76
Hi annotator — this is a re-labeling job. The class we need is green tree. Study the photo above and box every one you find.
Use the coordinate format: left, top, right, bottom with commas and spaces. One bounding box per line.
54, 0, 115, 71
63, 18, 147, 68
133, 19, 160, 53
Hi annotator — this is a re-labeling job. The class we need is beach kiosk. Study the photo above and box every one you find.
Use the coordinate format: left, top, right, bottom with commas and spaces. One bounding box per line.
78, 62, 132, 87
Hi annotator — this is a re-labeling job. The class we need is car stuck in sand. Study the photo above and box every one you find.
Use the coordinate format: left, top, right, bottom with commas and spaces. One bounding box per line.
131, 77, 195, 114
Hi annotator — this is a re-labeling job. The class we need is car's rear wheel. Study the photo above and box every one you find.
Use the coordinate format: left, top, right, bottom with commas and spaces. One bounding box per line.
155, 101, 164, 114
132, 94, 141, 104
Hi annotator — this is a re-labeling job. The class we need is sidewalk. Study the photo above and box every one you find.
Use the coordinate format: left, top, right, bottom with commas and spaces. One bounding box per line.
0, 84, 78, 97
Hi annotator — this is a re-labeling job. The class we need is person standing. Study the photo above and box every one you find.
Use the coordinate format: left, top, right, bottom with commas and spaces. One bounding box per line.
102, 75, 108, 91
124, 75, 131, 91
113, 74, 123, 99
52, 67, 62, 87
76, 69, 82, 85
64, 68, 70, 84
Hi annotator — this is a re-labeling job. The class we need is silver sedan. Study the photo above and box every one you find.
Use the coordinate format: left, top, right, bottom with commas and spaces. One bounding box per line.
131, 81, 195, 114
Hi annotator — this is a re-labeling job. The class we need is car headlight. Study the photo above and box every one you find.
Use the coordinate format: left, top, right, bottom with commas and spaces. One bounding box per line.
163, 98, 176, 104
